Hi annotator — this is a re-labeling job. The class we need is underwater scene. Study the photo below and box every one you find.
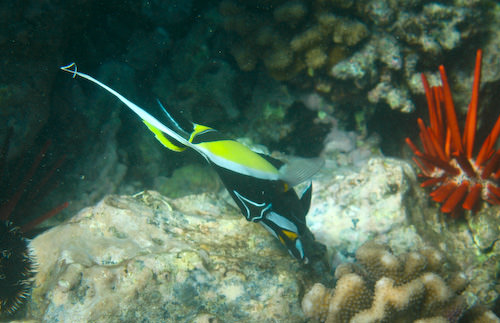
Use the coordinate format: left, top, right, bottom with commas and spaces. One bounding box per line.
1, 0, 500, 322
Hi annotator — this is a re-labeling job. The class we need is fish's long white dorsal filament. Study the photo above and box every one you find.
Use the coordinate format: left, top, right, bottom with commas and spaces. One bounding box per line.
60, 62, 190, 147
60, 62, 78, 78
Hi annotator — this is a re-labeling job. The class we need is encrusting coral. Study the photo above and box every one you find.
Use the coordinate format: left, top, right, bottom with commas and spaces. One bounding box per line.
302, 241, 500, 322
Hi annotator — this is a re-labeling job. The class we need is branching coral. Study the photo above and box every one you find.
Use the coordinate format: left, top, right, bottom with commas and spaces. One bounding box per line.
406, 50, 500, 215
302, 242, 499, 322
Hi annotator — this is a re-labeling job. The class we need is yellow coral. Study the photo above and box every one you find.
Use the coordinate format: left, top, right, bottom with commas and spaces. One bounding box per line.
220, 0, 368, 82
263, 45, 294, 71
351, 277, 425, 323
331, 18, 369, 47
305, 47, 327, 70
302, 242, 500, 322
273, 1, 307, 24
326, 273, 371, 322
290, 26, 324, 52
301, 283, 330, 322
231, 43, 257, 71
317, 13, 338, 34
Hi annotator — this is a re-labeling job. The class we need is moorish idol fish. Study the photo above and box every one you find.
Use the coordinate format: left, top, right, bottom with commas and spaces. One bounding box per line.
60, 63, 326, 264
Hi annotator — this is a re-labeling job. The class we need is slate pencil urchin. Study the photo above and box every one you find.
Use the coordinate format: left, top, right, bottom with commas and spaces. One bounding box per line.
0, 221, 37, 315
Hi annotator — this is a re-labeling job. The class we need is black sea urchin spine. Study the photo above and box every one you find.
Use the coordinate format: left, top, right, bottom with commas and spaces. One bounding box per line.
0, 221, 36, 315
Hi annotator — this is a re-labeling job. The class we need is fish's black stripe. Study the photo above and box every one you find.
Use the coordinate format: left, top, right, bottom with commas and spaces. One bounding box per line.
191, 129, 230, 144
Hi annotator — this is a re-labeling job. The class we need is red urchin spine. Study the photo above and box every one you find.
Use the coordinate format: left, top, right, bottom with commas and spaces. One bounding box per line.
406, 50, 500, 215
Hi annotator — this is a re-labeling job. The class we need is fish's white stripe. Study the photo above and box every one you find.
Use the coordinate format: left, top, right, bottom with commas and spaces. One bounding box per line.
266, 212, 298, 233
234, 190, 271, 221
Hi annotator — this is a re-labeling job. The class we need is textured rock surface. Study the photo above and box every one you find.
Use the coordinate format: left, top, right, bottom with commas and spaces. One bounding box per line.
308, 157, 423, 258
26, 191, 313, 322
409, 190, 500, 308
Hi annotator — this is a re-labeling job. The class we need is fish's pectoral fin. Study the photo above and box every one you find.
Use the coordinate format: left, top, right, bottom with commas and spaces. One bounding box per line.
279, 156, 324, 187
143, 120, 186, 152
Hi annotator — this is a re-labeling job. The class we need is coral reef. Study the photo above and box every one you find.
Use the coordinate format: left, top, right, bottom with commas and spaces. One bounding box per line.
3, 2, 497, 224
302, 241, 500, 322
154, 163, 221, 198
406, 50, 500, 214
219, 0, 488, 116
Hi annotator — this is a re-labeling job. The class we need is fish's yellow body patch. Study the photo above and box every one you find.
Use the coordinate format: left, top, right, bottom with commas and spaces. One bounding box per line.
191, 124, 213, 138
198, 140, 279, 175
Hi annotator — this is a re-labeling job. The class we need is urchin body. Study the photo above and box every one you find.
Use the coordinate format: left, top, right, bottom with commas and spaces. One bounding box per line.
0, 221, 36, 315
